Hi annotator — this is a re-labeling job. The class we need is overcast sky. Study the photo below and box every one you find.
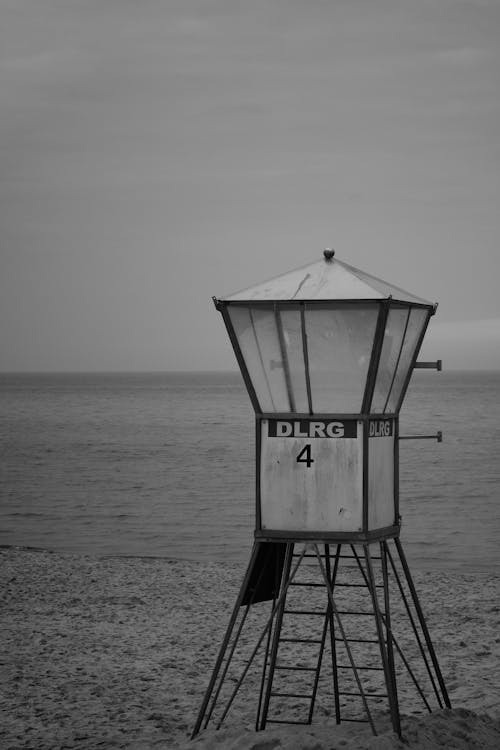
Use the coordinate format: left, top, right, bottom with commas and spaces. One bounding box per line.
1, 0, 499, 371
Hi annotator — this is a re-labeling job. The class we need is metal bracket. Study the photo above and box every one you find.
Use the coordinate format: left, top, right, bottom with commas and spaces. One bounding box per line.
399, 431, 442, 443
414, 360, 442, 371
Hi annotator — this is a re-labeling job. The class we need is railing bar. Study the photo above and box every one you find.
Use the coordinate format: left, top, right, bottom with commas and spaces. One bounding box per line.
291, 553, 382, 560
218, 543, 302, 731
271, 692, 313, 699
294, 554, 327, 559
278, 639, 322, 645
334, 583, 384, 589
339, 691, 388, 698
312, 544, 377, 734
334, 637, 380, 644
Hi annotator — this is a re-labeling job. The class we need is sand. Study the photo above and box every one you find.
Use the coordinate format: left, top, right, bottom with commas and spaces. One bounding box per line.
1, 546, 500, 749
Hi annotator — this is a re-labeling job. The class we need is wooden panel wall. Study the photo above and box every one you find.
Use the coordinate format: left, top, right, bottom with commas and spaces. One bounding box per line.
259, 422, 363, 533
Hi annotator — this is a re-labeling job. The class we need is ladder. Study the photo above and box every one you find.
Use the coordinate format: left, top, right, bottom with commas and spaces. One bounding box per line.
192, 538, 451, 739
257, 543, 399, 734
258, 548, 334, 728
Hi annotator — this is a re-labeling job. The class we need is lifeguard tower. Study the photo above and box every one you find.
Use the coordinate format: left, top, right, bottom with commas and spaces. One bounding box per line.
192, 250, 450, 738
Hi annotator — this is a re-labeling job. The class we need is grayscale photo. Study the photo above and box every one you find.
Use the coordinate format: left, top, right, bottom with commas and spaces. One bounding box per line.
1, 2, 499, 749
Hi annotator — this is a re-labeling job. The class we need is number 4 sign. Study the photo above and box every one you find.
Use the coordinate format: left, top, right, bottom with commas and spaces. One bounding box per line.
259, 418, 363, 533
296, 444, 314, 468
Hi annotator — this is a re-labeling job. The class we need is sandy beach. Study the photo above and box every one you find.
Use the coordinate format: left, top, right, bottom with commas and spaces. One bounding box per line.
1, 546, 500, 749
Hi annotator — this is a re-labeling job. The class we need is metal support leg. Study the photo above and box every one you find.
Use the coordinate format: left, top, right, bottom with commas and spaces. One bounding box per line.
258, 542, 295, 729
255, 550, 283, 730
191, 541, 263, 738
386, 542, 441, 709
307, 544, 337, 725
314, 545, 377, 735
364, 544, 401, 737
394, 538, 451, 709
381, 542, 400, 724
215, 544, 307, 730
328, 544, 342, 724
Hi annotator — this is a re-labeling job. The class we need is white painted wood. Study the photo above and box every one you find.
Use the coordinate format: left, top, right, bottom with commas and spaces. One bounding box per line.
259, 421, 363, 532
368, 433, 395, 530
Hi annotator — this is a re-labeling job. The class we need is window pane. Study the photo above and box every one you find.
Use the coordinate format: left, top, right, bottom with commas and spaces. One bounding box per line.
305, 305, 378, 413
371, 308, 410, 413
385, 308, 428, 412
279, 309, 309, 413
228, 306, 289, 412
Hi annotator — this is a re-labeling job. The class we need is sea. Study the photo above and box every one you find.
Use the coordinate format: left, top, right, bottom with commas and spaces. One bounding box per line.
0, 371, 499, 574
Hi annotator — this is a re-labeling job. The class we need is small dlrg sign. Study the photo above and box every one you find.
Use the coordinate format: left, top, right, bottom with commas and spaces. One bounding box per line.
369, 419, 393, 437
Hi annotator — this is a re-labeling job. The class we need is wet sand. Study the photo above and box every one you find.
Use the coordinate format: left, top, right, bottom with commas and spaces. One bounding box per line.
1, 547, 499, 749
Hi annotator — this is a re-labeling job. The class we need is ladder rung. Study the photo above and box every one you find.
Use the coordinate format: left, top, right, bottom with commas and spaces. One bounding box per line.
291, 553, 382, 560
339, 691, 388, 699
280, 637, 323, 644
271, 692, 313, 699
337, 664, 384, 671
340, 717, 371, 723
284, 609, 325, 616
335, 637, 379, 644
266, 719, 311, 725
334, 583, 384, 588
275, 665, 317, 672
294, 553, 327, 559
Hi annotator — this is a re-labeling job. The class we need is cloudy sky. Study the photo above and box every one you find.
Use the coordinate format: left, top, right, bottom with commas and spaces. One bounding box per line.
1, 0, 499, 371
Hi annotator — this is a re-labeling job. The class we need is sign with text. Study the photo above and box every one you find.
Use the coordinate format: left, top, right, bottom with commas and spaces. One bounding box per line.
369, 419, 393, 438
267, 419, 358, 439
259, 418, 363, 533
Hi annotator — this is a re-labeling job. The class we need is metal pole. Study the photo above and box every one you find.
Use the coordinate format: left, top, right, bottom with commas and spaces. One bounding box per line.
364, 544, 401, 737
381, 542, 399, 718
255, 546, 284, 729
216, 543, 305, 730
259, 542, 295, 729
192, 541, 262, 738
394, 538, 451, 709
314, 544, 377, 735
204, 544, 278, 730
307, 544, 335, 724
329, 544, 342, 724
386, 541, 442, 709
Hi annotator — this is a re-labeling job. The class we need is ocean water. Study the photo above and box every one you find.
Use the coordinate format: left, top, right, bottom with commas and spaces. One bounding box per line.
0, 371, 499, 573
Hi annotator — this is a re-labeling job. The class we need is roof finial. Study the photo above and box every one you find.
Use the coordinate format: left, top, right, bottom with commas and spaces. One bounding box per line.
323, 248, 335, 261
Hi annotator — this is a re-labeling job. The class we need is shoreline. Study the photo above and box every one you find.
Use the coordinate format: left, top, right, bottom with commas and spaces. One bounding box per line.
1, 547, 499, 749
2, 542, 499, 578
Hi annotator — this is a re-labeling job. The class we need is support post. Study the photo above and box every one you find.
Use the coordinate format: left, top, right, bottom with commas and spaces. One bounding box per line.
258, 542, 295, 729
394, 538, 451, 709
364, 544, 401, 737
192, 541, 263, 738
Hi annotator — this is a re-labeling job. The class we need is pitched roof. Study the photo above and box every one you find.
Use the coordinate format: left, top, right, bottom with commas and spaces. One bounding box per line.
222, 253, 433, 305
